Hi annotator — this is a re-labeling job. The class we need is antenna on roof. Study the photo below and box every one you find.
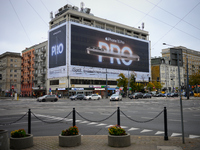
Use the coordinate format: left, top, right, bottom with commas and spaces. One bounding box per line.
50, 11, 53, 19
142, 22, 144, 30
81, 2, 84, 12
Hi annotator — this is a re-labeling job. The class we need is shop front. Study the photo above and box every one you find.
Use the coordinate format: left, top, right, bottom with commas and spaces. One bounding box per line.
32, 87, 46, 98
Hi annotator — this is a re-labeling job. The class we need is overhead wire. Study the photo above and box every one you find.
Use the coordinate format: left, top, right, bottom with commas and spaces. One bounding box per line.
9, 0, 32, 45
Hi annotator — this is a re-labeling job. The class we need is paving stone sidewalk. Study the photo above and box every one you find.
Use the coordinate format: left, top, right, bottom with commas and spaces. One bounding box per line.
16, 135, 200, 150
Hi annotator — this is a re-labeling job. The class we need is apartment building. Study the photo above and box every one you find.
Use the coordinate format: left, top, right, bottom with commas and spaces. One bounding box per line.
21, 47, 35, 97
47, 4, 150, 96
0, 52, 22, 96
162, 46, 200, 86
151, 57, 184, 92
32, 41, 48, 97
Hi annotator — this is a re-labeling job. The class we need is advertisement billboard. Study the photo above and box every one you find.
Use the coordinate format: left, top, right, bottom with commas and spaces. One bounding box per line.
48, 23, 67, 78
69, 23, 150, 81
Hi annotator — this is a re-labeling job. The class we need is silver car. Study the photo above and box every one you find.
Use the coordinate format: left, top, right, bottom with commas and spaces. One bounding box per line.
85, 94, 101, 100
110, 94, 122, 101
37, 95, 58, 102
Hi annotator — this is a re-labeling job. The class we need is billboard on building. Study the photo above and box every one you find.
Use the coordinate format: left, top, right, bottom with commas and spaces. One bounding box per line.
69, 23, 150, 81
48, 23, 67, 78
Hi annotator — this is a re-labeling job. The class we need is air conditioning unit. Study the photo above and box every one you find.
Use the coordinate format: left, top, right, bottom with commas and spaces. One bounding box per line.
85, 8, 91, 14
72, 6, 79, 11
64, 4, 72, 9
58, 7, 63, 12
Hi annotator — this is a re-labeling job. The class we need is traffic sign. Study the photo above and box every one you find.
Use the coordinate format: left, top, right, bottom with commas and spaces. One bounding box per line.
12, 85, 14, 89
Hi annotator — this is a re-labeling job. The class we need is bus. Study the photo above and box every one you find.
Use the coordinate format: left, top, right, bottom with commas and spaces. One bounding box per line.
194, 85, 200, 97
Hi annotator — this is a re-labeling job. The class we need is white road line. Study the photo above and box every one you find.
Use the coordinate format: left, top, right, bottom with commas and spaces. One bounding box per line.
88, 122, 98, 125
189, 135, 200, 138
141, 129, 153, 133
171, 133, 182, 137
128, 128, 139, 131
155, 131, 164, 135
79, 121, 89, 124
96, 123, 107, 126
106, 125, 114, 128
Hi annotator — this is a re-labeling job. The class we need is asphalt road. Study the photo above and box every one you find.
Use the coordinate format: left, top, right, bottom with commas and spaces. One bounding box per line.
0, 96, 200, 139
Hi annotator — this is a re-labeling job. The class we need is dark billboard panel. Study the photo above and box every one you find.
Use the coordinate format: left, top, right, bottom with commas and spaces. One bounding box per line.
49, 24, 66, 68
70, 24, 149, 72
48, 24, 67, 79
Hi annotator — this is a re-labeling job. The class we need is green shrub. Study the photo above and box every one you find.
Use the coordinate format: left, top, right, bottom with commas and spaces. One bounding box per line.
61, 126, 79, 136
108, 125, 127, 135
11, 129, 26, 138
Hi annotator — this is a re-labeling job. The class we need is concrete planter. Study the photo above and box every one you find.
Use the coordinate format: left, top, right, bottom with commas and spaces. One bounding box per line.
108, 133, 131, 147
10, 134, 33, 149
0, 130, 9, 150
59, 134, 81, 147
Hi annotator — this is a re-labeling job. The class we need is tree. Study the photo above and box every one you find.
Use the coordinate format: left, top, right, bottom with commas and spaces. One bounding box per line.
147, 82, 155, 91
116, 73, 128, 95
153, 81, 163, 91
129, 73, 137, 93
189, 70, 200, 85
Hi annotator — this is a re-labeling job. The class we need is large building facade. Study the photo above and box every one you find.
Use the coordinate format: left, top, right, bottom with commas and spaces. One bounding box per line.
162, 46, 200, 86
0, 52, 22, 96
47, 4, 150, 97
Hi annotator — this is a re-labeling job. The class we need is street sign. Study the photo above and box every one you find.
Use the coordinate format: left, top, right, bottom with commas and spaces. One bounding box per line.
12, 85, 14, 89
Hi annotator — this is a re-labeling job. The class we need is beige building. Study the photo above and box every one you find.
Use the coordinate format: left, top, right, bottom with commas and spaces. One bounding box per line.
0, 52, 22, 96
162, 46, 200, 86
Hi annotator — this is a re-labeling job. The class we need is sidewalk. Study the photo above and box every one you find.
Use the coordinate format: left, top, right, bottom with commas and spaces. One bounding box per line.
18, 135, 200, 150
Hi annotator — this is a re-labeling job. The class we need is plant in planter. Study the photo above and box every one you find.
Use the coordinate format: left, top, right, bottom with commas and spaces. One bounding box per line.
10, 129, 33, 149
59, 126, 81, 147
108, 125, 131, 147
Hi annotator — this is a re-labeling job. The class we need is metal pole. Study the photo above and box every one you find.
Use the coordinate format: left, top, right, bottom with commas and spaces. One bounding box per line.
164, 107, 168, 140
68, 76, 69, 98
28, 109, 31, 134
177, 52, 185, 144
73, 108, 76, 126
117, 107, 120, 126
127, 69, 129, 97
186, 56, 189, 99
106, 68, 108, 98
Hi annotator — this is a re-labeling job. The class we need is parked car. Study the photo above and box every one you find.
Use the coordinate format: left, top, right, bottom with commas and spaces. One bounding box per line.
84, 94, 101, 100
143, 93, 152, 98
169, 93, 179, 97
155, 93, 165, 97
151, 91, 157, 97
129, 92, 143, 99
70, 94, 85, 100
37, 95, 58, 102
110, 94, 122, 101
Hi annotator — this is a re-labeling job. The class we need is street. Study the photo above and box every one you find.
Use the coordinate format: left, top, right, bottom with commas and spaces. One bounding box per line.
0, 97, 200, 139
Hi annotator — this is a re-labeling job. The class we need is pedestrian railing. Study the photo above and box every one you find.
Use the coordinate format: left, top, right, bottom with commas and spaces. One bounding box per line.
0, 107, 168, 140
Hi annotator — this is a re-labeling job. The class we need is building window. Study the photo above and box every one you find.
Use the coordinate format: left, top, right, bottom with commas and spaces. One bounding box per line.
14, 75, 17, 77
14, 70, 17, 72
50, 80, 59, 85
10, 74, 13, 77
10, 69, 13, 72
11, 59, 13, 62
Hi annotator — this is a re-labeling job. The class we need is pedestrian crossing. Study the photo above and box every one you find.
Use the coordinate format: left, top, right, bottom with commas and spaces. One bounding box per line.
31, 113, 200, 139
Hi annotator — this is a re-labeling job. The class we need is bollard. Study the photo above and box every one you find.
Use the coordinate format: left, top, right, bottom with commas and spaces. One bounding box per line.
117, 107, 120, 126
73, 108, 76, 126
164, 107, 168, 140
28, 109, 31, 134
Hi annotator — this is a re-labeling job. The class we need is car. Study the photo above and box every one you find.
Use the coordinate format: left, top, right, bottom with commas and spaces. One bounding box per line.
70, 94, 85, 100
129, 92, 143, 99
143, 93, 152, 98
169, 93, 179, 97
110, 94, 122, 101
155, 93, 165, 97
85, 94, 101, 100
150, 91, 157, 97
37, 95, 58, 102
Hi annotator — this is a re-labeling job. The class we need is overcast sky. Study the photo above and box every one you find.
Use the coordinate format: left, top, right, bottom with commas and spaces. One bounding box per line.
0, 0, 200, 57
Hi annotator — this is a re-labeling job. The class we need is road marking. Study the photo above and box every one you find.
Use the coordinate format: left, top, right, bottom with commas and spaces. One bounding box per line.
120, 126, 128, 128
88, 122, 98, 125
141, 129, 153, 133
189, 135, 200, 138
141, 117, 153, 119
128, 127, 139, 131
106, 125, 114, 128
155, 131, 164, 135
96, 123, 107, 126
79, 121, 89, 124
171, 133, 182, 137
76, 120, 82, 122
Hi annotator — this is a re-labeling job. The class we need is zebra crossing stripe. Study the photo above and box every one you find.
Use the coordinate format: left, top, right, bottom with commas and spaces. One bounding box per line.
155, 131, 164, 135
96, 123, 107, 126
171, 133, 182, 137
189, 135, 200, 138
88, 122, 98, 125
141, 129, 153, 133
128, 128, 139, 131
106, 125, 114, 128
79, 121, 89, 124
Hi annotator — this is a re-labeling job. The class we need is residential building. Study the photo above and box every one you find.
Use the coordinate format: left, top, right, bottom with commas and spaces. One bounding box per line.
21, 47, 35, 96
0, 52, 22, 96
162, 46, 200, 86
33, 41, 48, 97
151, 57, 184, 92
47, 4, 150, 96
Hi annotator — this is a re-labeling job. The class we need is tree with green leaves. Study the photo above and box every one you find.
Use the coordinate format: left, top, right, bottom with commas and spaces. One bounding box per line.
147, 82, 155, 91
153, 81, 163, 91
116, 73, 128, 95
129, 73, 137, 93
189, 70, 200, 85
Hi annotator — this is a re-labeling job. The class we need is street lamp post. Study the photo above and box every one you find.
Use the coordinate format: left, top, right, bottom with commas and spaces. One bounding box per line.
163, 43, 185, 144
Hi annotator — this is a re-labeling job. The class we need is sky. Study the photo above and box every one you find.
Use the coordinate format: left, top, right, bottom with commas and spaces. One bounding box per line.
0, 0, 200, 57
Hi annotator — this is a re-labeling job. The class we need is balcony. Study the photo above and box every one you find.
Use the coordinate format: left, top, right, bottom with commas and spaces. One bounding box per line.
34, 65, 38, 69
41, 71, 46, 75
34, 52, 38, 55
41, 49, 46, 53
41, 80, 45, 83
33, 79, 37, 82
42, 64, 46, 68
34, 58, 38, 62
34, 73, 38, 76
41, 56, 46, 60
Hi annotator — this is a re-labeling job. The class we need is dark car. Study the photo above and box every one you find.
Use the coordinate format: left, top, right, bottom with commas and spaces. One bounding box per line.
129, 92, 143, 99
169, 93, 179, 97
155, 93, 165, 97
70, 94, 85, 100
143, 93, 152, 98
37, 95, 58, 102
